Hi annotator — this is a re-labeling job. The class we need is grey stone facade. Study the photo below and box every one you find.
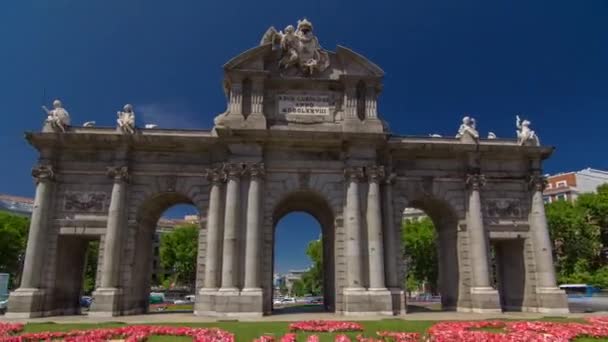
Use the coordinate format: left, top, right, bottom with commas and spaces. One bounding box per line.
6, 26, 568, 318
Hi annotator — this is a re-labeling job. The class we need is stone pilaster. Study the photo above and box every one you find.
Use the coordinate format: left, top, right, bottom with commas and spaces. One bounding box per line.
365, 84, 378, 119
528, 173, 569, 313
228, 82, 243, 117
382, 173, 405, 314
465, 173, 501, 313
220, 163, 242, 291
90, 166, 129, 317
6, 165, 54, 318
366, 166, 387, 290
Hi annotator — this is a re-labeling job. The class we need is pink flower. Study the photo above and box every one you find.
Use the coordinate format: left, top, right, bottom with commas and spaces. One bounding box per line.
289, 320, 364, 332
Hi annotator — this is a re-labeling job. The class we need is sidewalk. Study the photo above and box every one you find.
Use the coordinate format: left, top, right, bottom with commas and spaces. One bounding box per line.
1, 311, 606, 324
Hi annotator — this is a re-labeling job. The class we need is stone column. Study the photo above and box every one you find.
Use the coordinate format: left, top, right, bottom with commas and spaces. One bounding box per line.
99, 166, 129, 289
220, 163, 242, 291
382, 174, 399, 289
529, 173, 569, 313
202, 167, 225, 290
466, 173, 501, 312
19, 165, 54, 289
344, 167, 364, 290
243, 163, 264, 291
90, 166, 128, 317
366, 166, 387, 290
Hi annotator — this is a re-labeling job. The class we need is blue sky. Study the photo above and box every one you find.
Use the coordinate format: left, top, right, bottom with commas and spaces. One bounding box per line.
1, 1, 607, 272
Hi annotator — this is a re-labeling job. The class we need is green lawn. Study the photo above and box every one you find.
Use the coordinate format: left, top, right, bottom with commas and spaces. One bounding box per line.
18, 319, 607, 342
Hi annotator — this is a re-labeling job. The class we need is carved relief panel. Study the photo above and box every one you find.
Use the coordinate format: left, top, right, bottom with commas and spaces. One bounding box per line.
63, 192, 108, 213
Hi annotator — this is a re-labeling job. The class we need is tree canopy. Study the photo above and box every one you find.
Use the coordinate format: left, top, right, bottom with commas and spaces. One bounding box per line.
159, 223, 199, 289
401, 217, 438, 294
0, 212, 29, 289
290, 238, 323, 296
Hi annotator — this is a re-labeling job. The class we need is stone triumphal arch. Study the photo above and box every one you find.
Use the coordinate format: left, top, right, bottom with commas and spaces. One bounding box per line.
8, 19, 568, 317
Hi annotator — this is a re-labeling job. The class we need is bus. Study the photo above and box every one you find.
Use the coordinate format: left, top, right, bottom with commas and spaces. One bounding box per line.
559, 284, 601, 298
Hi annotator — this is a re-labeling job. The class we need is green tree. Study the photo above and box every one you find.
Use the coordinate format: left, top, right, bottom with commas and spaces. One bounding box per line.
0, 212, 30, 288
82, 241, 99, 294
291, 279, 305, 297
159, 223, 198, 289
402, 217, 438, 294
546, 199, 601, 279
301, 238, 323, 296
577, 184, 608, 256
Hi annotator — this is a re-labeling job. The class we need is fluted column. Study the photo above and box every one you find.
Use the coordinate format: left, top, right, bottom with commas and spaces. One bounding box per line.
366, 166, 387, 290
202, 167, 225, 290
220, 163, 242, 291
243, 163, 265, 291
382, 173, 399, 288
20, 165, 54, 289
344, 166, 364, 289
99, 166, 129, 289
529, 174, 558, 289
466, 173, 492, 289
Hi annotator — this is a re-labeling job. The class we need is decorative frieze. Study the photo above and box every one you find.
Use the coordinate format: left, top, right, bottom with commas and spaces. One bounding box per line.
486, 199, 522, 218
64, 192, 107, 212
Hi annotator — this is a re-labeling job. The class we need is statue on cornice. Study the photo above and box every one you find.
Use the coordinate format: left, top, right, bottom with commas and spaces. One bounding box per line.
516, 115, 540, 146
261, 19, 330, 76
455, 115, 479, 141
42, 99, 70, 133
117, 104, 136, 134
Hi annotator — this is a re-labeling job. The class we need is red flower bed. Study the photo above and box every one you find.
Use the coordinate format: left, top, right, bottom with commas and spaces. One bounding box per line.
289, 321, 364, 332
0, 325, 234, 342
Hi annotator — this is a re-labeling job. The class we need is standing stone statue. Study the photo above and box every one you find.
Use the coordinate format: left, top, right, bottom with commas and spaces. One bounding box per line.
516, 115, 540, 146
117, 104, 136, 134
455, 115, 479, 142
42, 99, 70, 133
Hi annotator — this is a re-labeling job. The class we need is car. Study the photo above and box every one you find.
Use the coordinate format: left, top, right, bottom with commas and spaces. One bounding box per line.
0, 299, 8, 314
80, 296, 93, 308
281, 297, 296, 304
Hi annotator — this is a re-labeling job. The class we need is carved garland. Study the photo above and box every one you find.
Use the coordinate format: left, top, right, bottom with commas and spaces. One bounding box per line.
64, 192, 107, 212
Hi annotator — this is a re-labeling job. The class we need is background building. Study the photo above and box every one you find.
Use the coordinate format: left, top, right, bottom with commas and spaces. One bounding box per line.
0, 194, 33, 216
402, 207, 427, 222
544, 168, 608, 203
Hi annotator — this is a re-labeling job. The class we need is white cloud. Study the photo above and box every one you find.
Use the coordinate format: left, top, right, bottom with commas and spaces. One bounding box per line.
136, 102, 205, 130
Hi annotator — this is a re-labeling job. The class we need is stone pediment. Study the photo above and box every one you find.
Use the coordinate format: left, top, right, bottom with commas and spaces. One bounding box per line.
223, 44, 384, 80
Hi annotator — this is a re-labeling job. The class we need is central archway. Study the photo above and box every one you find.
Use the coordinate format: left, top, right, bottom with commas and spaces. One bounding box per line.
270, 191, 336, 313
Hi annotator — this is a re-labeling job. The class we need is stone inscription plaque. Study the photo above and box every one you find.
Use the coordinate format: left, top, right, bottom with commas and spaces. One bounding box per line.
277, 92, 333, 123
277, 93, 330, 115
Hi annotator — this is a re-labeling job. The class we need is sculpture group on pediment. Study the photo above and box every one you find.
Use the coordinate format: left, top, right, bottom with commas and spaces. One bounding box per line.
42, 99, 71, 133
261, 19, 330, 76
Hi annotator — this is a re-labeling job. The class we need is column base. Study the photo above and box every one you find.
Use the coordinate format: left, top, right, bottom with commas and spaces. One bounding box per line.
470, 287, 502, 313
5, 288, 47, 318
535, 287, 569, 314
89, 287, 123, 317
343, 288, 393, 315
389, 288, 407, 315
194, 288, 263, 317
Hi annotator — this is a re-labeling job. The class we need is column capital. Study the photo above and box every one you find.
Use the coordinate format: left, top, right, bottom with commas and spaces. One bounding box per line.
204, 167, 226, 185
466, 173, 486, 190
31, 164, 54, 183
344, 166, 365, 182
223, 162, 244, 180
528, 174, 547, 192
366, 165, 385, 183
246, 163, 265, 180
107, 166, 129, 183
